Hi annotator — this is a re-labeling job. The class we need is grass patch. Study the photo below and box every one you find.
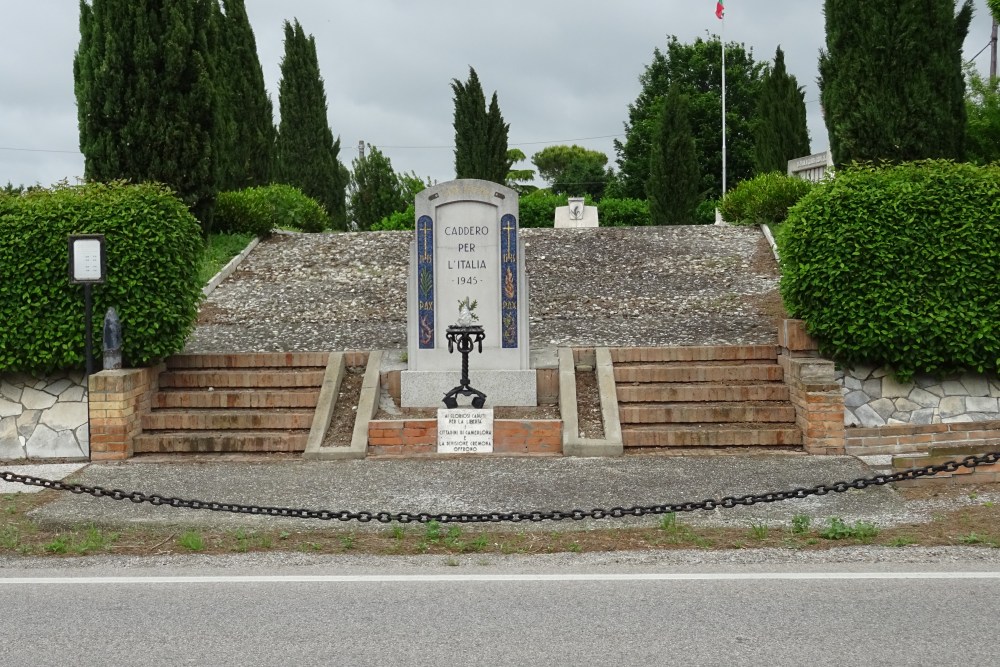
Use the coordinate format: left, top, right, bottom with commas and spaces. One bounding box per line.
199, 232, 255, 286
3, 487, 1000, 558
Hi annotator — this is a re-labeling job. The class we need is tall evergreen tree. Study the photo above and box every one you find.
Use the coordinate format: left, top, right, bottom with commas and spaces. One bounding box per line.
754, 47, 810, 174
615, 35, 763, 200
275, 19, 346, 229
348, 145, 406, 231
647, 85, 701, 225
819, 0, 972, 166
451, 67, 511, 182
74, 0, 219, 230
216, 0, 275, 190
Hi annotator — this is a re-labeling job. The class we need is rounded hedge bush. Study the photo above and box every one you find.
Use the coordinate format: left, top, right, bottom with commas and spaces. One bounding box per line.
215, 184, 329, 236
0, 182, 203, 372
719, 171, 814, 226
780, 160, 1000, 379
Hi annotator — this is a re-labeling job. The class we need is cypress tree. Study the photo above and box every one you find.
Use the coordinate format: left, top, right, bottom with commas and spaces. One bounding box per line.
217, 0, 275, 189
647, 85, 701, 225
349, 145, 406, 231
275, 19, 346, 229
754, 47, 810, 174
452, 67, 510, 182
75, 0, 219, 231
819, 0, 972, 166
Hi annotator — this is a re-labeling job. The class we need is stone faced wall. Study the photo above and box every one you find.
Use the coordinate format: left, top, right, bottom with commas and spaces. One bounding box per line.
840, 366, 1000, 426
0, 371, 89, 460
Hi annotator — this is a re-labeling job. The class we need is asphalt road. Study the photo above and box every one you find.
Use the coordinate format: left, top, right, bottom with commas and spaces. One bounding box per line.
4, 560, 998, 666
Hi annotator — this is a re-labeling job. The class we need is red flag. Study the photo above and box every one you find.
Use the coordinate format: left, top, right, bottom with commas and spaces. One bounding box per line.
716, 1, 724, 19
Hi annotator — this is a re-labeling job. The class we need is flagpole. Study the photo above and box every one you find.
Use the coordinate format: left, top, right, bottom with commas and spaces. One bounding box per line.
721, 11, 727, 199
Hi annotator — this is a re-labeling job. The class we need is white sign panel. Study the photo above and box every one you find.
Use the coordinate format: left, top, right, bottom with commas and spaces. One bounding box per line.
437, 408, 494, 454
71, 238, 104, 282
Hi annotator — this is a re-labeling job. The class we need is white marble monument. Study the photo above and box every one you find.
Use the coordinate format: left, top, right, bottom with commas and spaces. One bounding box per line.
554, 197, 598, 228
402, 179, 536, 407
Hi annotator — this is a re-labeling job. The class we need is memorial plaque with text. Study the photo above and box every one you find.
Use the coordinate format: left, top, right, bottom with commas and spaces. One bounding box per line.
437, 408, 494, 454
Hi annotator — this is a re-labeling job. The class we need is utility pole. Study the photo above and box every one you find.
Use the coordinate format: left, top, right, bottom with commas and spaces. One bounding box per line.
991, 19, 997, 80
358, 140, 366, 161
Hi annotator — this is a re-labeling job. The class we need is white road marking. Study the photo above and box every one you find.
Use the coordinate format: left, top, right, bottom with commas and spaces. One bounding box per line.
2, 572, 1000, 585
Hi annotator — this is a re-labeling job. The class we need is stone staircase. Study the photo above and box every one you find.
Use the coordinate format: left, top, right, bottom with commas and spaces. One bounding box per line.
611, 345, 802, 449
134, 353, 330, 454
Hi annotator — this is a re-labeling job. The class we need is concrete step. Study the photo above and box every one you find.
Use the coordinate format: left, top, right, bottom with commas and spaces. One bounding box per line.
165, 353, 330, 369
141, 409, 315, 431
153, 389, 320, 409
619, 402, 797, 425
157, 369, 327, 389
621, 424, 802, 448
133, 430, 310, 453
614, 364, 784, 384
616, 383, 790, 404
609, 345, 778, 364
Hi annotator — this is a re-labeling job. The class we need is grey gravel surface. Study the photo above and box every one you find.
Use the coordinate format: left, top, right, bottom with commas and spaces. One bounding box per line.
185, 225, 781, 352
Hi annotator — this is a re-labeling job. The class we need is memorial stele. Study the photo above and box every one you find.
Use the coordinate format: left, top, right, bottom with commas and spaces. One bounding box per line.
402, 179, 536, 407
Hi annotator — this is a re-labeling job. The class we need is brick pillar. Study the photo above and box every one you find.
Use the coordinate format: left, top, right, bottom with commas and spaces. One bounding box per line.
88, 365, 162, 461
778, 320, 845, 455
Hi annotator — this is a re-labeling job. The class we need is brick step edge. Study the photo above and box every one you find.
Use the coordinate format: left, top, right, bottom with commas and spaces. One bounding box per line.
153, 389, 320, 409
158, 370, 327, 389
133, 431, 310, 453
619, 404, 797, 424
165, 353, 333, 369
616, 384, 790, 403
614, 365, 784, 383
609, 345, 778, 363
142, 410, 316, 431
622, 424, 802, 447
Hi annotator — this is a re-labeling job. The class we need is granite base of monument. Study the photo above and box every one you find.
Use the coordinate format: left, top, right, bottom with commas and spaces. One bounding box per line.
401, 369, 537, 408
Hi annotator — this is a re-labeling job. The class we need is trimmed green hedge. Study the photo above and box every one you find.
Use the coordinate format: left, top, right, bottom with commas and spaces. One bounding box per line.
370, 192, 652, 230
719, 171, 814, 226
780, 160, 1000, 380
215, 184, 329, 236
0, 182, 203, 372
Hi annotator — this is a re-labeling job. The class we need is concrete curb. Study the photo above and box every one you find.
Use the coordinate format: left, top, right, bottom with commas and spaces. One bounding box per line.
303, 350, 381, 460
202, 236, 260, 298
761, 224, 779, 262
561, 347, 623, 457
302, 352, 345, 460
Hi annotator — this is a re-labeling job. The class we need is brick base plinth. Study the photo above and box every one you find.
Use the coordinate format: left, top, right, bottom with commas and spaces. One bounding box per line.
847, 421, 1000, 457
368, 419, 562, 457
892, 442, 1000, 486
88, 365, 162, 461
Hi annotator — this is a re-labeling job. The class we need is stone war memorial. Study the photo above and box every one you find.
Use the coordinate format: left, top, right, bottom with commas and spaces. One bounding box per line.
402, 179, 536, 408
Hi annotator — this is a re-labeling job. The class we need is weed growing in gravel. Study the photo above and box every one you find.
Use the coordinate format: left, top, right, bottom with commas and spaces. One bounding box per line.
44, 536, 70, 554
340, 534, 356, 551
790, 514, 811, 535
890, 536, 917, 547
178, 530, 205, 552
818, 518, 878, 542
748, 521, 769, 540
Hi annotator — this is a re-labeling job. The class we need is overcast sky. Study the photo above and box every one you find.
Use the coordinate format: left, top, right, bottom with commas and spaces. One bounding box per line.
1, 1, 997, 189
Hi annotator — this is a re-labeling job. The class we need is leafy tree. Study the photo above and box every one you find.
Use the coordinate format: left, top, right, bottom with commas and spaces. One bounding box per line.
647, 85, 701, 225
754, 47, 810, 173
531, 145, 611, 198
274, 19, 346, 229
451, 67, 511, 182
506, 148, 537, 194
615, 35, 763, 200
965, 66, 1000, 164
74, 0, 219, 231
215, 0, 275, 190
819, 0, 972, 166
398, 170, 431, 201
348, 146, 406, 231
989, 0, 1000, 20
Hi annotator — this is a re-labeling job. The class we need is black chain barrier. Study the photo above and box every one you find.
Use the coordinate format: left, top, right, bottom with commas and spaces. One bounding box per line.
3, 451, 999, 525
